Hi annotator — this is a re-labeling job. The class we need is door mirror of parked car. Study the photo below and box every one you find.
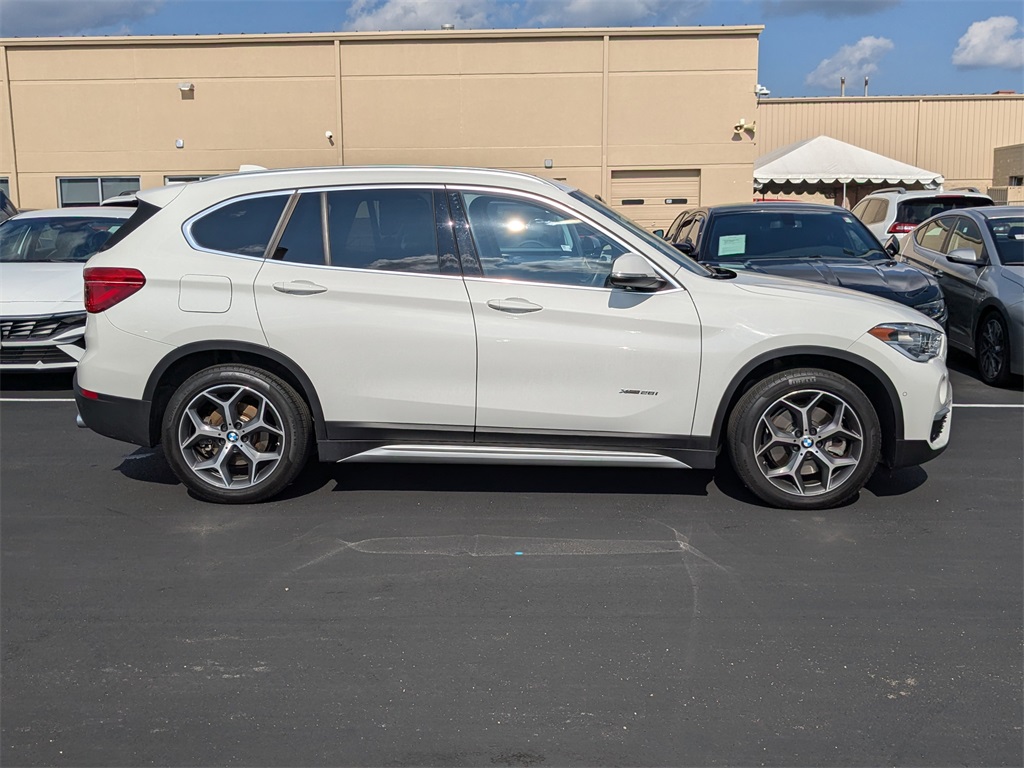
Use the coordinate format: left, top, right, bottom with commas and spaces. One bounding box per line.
652, 229, 665, 239
673, 241, 695, 256
946, 247, 986, 266
607, 253, 667, 291
883, 235, 900, 258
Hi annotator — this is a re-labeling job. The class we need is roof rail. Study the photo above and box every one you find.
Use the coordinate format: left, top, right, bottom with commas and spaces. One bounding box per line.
872, 187, 906, 195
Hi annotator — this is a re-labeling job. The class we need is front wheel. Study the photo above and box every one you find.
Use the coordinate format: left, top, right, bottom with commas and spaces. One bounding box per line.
727, 368, 881, 510
162, 365, 313, 503
976, 313, 1011, 387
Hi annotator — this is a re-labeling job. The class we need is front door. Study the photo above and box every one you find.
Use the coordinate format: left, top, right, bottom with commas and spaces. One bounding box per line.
451, 188, 702, 453
935, 215, 988, 349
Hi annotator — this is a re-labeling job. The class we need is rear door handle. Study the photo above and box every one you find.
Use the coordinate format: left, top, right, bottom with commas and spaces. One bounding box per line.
273, 280, 327, 295
486, 297, 543, 314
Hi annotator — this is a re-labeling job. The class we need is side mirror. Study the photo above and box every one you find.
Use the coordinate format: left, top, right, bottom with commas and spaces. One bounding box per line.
946, 247, 985, 266
608, 253, 667, 292
652, 229, 665, 239
673, 241, 695, 257
883, 235, 900, 257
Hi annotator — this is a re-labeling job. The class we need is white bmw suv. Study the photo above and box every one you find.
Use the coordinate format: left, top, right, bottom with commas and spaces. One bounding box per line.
75, 167, 952, 509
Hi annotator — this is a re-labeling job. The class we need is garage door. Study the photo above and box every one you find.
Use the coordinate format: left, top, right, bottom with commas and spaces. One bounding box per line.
610, 169, 700, 232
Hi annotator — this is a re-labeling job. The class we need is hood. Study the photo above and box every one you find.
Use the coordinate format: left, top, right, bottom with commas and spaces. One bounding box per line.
706, 254, 940, 306
0, 262, 85, 315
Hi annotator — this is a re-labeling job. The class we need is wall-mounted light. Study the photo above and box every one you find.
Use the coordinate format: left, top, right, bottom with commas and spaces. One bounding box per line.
177, 82, 194, 92
175, 139, 184, 149
543, 159, 553, 169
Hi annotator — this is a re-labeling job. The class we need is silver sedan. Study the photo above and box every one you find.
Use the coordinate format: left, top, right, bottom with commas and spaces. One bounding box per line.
892, 205, 1023, 386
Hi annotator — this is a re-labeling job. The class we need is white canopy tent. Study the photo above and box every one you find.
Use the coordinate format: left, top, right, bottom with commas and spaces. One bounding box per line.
754, 135, 944, 206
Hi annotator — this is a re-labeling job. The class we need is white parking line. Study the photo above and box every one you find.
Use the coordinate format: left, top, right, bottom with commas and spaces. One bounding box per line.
952, 403, 1024, 408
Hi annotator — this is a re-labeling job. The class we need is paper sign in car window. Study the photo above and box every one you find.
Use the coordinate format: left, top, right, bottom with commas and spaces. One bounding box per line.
718, 234, 746, 256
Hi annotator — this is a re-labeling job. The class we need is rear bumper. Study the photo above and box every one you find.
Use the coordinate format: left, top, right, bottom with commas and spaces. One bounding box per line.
74, 374, 155, 447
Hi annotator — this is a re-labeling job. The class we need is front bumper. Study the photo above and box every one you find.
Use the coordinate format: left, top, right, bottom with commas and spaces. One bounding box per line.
1, 313, 87, 370
887, 405, 950, 469
74, 375, 155, 447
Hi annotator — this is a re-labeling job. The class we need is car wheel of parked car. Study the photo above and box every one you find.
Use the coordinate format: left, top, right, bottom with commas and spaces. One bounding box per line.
162, 365, 313, 504
727, 369, 881, 510
976, 312, 1011, 387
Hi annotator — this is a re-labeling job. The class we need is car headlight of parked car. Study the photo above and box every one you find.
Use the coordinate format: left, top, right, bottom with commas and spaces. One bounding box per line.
868, 323, 946, 362
914, 297, 947, 325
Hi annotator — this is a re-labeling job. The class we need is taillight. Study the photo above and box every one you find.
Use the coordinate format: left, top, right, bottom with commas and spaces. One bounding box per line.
84, 267, 146, 313
887, 222, 916, 234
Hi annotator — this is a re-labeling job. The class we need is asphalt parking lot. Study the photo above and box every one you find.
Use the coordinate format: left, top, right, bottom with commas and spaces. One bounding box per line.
1, 351, 1021, 767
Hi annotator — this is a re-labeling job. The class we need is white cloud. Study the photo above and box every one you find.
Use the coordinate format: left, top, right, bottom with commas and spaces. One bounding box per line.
804, 35, 894, 90
952, 16, 1024, 69
0, 0, 163, 36
526, 0, 707, 27
762, 0, 900, 18
343, 0, 498, 31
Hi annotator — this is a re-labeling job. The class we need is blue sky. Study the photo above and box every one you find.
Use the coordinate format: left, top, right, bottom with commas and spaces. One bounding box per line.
1, 0, 1022, 97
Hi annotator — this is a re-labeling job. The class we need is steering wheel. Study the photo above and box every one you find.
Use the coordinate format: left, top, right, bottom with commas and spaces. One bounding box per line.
517, 240, 547, 248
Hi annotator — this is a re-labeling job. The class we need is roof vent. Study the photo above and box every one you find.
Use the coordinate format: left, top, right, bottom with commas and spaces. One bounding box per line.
441, 23, 455, 30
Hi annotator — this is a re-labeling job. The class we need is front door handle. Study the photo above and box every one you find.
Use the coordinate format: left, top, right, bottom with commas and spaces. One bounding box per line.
273, 280, 328, 296
486, 297, 544, 314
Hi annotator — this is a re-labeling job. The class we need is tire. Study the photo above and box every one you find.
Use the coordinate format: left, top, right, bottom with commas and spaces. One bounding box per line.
161, 365, 313, 504
976, 312, 1011, 387
727, 368, 881, 510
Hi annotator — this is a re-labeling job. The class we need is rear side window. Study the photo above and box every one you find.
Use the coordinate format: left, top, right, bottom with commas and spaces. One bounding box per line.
100, 200, 159, 251
273, 193, 325, 265
896, 197, 993, 226
326, 188, 445, 274
190, 194, 288, 257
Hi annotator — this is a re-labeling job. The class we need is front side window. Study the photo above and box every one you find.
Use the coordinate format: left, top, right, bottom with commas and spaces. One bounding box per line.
463, 192, 627, 288
915, 217, 953, 252
945, 217, 985, 259
326, 188, 447, 274
1, 216, 125, 263
702, 210, 883, 262
58, 177, 140, 207
189, 194, 288, 257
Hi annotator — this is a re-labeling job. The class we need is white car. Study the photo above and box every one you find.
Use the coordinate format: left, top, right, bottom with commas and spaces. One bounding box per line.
1, 207, 131, 370
75, 167, 952, 509
851, 187, 993, 242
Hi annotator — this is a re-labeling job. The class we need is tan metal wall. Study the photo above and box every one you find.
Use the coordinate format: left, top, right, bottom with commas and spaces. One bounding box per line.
0, 27, 762, 227
756, 95, 1024, 198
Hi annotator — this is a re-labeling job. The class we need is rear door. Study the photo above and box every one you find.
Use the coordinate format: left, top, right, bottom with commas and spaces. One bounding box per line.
254, 186, 477, 445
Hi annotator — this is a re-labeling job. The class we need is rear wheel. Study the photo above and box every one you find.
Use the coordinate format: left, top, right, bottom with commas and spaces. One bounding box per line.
727, 368, 881, 510
976, 312, 1011, 387
162, 365, 313, 503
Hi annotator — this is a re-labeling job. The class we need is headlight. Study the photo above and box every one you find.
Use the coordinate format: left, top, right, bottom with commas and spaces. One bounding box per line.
914, 298, 947, 325
868, 323, 945, 362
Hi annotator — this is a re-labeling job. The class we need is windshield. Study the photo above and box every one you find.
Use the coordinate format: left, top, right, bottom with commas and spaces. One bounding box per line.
702, 209, 886, 263
568, 189, 713, 276
0, 216, 124, 263
987, 215, 1024, 266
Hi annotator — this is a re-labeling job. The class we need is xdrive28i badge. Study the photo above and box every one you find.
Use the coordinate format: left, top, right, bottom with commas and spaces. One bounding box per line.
619, 389, 659, 396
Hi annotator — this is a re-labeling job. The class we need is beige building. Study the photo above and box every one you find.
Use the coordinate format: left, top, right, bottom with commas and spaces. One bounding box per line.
756, 95, 1024, 206
990, 143, 1024, 205
0, 26, 763, 229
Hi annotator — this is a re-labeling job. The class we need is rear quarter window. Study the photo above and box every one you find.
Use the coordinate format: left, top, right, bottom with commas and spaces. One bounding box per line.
189, 194, 289, 257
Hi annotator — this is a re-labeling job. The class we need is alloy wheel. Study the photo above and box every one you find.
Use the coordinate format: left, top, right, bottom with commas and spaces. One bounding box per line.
978, 316, 1006, 383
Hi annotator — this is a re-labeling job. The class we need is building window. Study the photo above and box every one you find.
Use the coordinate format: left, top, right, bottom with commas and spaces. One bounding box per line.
1010, 176, 1023, 187
0, 178, 9, 196
58, 177, 140, 207
165, 175, 216, 185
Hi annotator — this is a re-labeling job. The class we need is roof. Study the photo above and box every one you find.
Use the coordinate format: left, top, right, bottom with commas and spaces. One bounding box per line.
10, 207, 133, 220
137, 165, 570, 209
701, 202, 846, 214
754, 135, 944, 187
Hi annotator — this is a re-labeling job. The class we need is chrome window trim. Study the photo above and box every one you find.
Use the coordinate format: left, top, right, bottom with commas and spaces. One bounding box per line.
447, 184, 683, 291
183, 189, 296, 259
